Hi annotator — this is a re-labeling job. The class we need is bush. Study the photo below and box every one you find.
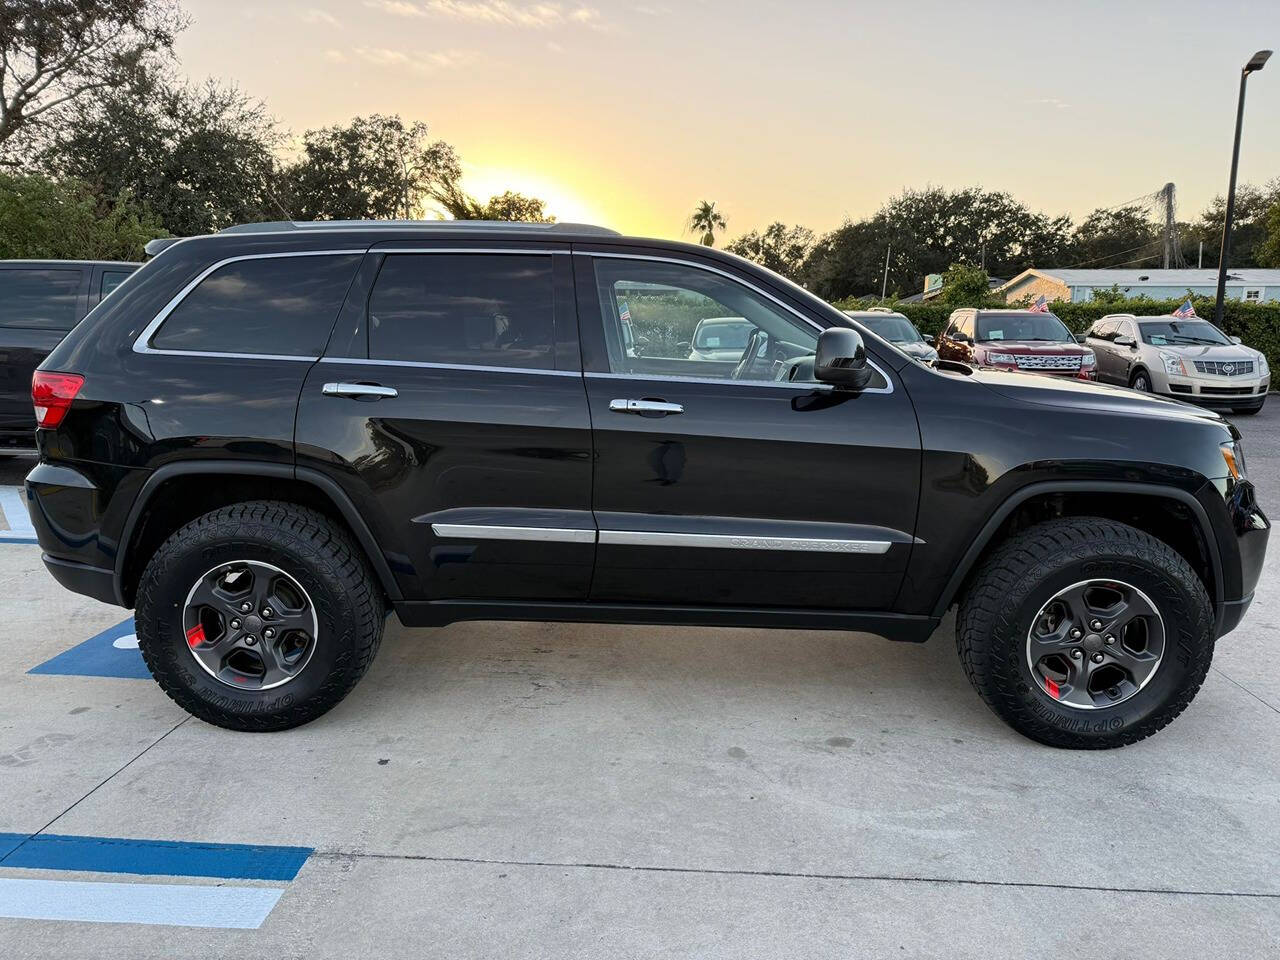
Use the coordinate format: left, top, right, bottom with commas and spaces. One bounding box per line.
0, 172, 167, 261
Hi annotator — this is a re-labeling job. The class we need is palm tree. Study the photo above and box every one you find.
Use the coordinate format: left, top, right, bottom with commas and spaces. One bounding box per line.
687, 200, 726, 247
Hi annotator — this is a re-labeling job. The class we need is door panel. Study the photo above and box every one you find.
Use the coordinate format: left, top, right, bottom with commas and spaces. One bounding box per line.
294, 248, 595, 603
577, 252, 921, 610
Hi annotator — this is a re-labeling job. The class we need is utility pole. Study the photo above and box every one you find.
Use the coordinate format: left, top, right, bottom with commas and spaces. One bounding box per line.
881, 244, 892, 301
1161, 182, 1176, 268
1198, 240, 1204, 268
1215, 51, 1272, 325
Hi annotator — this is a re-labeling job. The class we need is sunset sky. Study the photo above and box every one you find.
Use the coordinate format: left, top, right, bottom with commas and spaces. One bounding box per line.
175, 0, 1280, 239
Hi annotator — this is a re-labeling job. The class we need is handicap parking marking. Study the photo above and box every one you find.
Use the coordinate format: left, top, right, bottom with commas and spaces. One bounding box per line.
28, 617, 150, 680
0, 832, 313, 929
0, 485, 37, 544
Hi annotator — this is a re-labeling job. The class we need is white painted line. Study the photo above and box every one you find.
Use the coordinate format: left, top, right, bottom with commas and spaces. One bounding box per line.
0, 486, 35, 537
0, 877, 284, 929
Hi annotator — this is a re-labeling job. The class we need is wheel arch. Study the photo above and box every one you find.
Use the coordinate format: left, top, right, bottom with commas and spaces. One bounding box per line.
931, 480, 1224, 620
115, 461, 402, 607
1129, 364, 1151, 387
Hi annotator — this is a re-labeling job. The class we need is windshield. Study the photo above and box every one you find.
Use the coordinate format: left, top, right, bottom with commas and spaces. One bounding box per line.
1139, 319, 1231, 347
693, 318, 752, 350
976, 312, 1073, 343
862, 315, 922, 343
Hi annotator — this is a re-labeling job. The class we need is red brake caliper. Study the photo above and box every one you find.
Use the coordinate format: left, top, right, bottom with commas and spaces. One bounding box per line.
1045, 676, 1061, 699
186, 624, 206, 648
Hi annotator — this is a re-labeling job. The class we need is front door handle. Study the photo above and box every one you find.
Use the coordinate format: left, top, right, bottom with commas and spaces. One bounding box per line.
609, 398, 684, 416
322, 382, 398, 399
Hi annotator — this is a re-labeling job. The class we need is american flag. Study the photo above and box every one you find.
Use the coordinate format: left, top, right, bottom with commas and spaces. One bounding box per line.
1028, 294, 1049, 313
619, 301, 631, 322
1173, 298, 1196, 319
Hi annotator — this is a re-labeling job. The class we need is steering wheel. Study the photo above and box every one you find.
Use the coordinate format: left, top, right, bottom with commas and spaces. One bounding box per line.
731, 327, 771, 380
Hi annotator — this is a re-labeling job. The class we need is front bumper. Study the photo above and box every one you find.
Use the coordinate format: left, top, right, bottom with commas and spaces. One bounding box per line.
1161, 372, 1270, 406
1212, 476, 1269, 638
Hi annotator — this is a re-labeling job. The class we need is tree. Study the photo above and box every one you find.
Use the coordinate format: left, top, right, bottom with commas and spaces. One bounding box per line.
285, 114, 458, 221
1191, 179, 1280, 268
0, 0, 185, 155
934, 262, 996, 305
429, 179, 554, 222
724, 222, 814, 281
1257, 199, 1280, 269
686, 200, 726, 247
0, 171, 165, 259
43, 74, 284, 235
1068, 205, 1159, 268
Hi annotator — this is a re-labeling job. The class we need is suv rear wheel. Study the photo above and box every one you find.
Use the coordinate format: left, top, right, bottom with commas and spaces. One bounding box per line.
957, 517, 1213, 749
135, 501, 385, 731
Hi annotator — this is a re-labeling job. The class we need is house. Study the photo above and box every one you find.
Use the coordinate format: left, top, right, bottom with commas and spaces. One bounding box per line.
996, 268, 1280, 305
898, 274, 1006, 303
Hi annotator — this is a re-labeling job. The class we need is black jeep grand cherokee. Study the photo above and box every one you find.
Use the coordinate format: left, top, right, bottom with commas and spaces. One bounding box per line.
24, 221, 1268, 748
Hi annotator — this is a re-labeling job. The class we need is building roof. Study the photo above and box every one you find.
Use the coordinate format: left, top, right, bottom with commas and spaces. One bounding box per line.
999, 268, 1280, 292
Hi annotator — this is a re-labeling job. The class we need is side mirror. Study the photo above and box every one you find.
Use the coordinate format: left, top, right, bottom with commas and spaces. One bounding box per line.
815, 327, 873, 390
953, 331, 970, 343
1074, 333, 1088, 343
923, 333, 935, 344
1230, 335, 1243, 345
1114, 335, 1136, 347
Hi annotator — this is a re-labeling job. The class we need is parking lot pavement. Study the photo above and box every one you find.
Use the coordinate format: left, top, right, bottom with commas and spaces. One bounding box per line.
0, 405, 1277, 958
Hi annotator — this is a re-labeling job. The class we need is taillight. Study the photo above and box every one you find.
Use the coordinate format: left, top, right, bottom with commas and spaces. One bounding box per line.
32, 371, 84, 428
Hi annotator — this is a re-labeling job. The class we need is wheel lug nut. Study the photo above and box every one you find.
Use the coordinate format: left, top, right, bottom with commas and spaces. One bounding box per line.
1070, 628, 1082, 639
264, 628, 275, 639
240, 602, 252, 613
1104, 634, 1115, 645
1070, 648, 1083, 659
244, 635, 257, 646
262, 608, 273, 618
1090, 620, 1102, 631
230, 618, 241, 629
1091, 652, 1104, 663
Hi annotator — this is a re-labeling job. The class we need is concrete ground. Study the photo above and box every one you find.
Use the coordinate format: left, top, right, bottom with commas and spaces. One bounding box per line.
0, 405, 1277, 959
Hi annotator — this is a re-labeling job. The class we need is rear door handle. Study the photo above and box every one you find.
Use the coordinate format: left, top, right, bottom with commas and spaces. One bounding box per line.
609, 399, 684, 416
322, 382, 398, 399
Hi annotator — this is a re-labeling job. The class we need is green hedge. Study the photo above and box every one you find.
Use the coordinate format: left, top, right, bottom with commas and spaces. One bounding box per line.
835, 295, 1280, 374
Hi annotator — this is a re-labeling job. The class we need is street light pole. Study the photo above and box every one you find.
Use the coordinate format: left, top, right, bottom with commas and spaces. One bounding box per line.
1214, 50, 1271, 325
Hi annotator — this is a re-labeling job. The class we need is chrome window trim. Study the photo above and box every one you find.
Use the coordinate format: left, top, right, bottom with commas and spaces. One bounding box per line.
576, 251, 894, 395
373, 247, 561, 255
586, 371, 836, 392
133, 250, 368, 358
597, 530, 892, 553
321, 357, 578, 377
431, 524, 595, 544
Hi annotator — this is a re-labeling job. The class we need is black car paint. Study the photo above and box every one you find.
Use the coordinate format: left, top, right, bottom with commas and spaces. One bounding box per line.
0, 260, 138, 450
24, 225, 1268, 645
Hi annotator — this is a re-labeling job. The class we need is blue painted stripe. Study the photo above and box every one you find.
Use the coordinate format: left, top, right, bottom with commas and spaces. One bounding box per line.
28, 617, 150, 680
0, 833, 26, 860
0, 877, 283, 929
0, 833, 313, 882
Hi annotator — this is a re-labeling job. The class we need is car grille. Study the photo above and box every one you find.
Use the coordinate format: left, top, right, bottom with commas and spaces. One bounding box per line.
1014, 355, 1082, 371
1199, 386, 1256, 396
1193, 360, 1253, 376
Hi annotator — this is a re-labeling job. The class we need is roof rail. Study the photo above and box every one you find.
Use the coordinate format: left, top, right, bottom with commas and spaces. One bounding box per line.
216, 220, 621, 236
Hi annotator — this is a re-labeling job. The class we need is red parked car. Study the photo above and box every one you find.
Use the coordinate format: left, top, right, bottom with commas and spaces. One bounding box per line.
936, 308, 1096, 380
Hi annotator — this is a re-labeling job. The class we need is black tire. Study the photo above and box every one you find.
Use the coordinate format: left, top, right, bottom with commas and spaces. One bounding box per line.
956, 517, 1213, 749
135, 501, 385, 731
1129, 370, 1152, 392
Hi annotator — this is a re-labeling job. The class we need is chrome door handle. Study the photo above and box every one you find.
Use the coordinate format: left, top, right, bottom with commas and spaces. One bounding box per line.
609, 399, 684, 415
322, 382, 398, 399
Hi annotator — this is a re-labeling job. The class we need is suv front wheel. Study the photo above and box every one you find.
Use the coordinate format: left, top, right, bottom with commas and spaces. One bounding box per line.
135, 501, 385, 731
957, 517, 1213, 748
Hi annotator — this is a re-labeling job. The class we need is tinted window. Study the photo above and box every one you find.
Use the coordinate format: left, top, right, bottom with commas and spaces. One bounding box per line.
1139, 319, 1231, 346
1089, 319, 1118, 340
975, 312, 1072, 343
592, 258, 828, 384
101, 270, 133, 299
861, 315, 922, 343
152, 255, 361, 356
0, 268, 82, 330
369, 254, 555, 369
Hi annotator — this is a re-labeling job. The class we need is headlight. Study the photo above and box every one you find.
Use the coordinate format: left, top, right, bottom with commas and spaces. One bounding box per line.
1160, 352, 1187, 376
1079, 352, 1096, 370
1259, 354, 1269, 376
986, 352, 1017, 366
1221, 440, 1248, 481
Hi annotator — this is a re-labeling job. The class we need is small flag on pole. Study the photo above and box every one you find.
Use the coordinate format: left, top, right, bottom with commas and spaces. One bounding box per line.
1028, 294, 1049, 313
619, 301, 631, 323
1173, 298, 1196, 319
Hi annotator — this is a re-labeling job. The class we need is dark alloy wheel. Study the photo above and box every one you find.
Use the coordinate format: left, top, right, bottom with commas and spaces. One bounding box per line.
957, 517, 1213, 749
136, 501, 385, 731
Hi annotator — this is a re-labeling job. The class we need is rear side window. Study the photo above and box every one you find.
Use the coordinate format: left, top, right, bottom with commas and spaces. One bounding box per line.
0, 268, 83, 330
368, 254, 555, 369
151, 254, 362, 356
101, 270, 133, 299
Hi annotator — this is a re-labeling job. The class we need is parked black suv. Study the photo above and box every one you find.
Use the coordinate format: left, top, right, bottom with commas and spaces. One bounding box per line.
24, 222, 1268, 747
1, 259, 139, 453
